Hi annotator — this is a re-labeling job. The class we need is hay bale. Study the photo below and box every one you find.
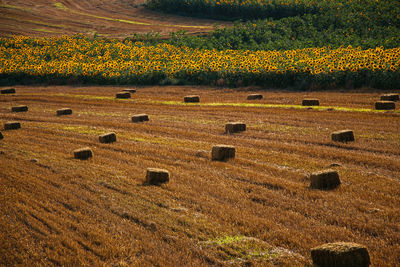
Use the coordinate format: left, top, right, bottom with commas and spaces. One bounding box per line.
131, 114, 149, 122
380, 94, 399, 101
146, 168, 169, 185
116, 92, 131, 99
99, 132, 116, 143
311, 242, 370, 267
122, 89, 136, 93
184, 95, 200, 103
4, 121, 21, 130
309, 170, 340, 190
73, 147, 93, 160
11, 105, 28, 112
225, 122, 246, 133
302, 99, 320, 106
375, 101, 395, 110
212, 145, 235, 161
247, 94, 263, 100
1, 88, 15, 94
0, 131, 3, 140
57, 108, 72, 116
331, 129, 355, 142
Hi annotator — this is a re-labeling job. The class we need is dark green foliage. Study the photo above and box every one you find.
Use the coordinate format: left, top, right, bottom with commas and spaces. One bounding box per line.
141, 0, 400, 51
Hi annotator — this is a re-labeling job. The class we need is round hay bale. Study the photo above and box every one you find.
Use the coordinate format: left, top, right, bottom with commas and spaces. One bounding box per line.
375, 101, 395, 110
331, 129, 355, 142
309, 170, 340, 190
122, 89, 136, 93
11, 105, 28, 112
146, 168, 170, 185
311, 242, 370, 267
57, 108, 72, 116
131, 114, 149, 123
73, 147, 93, 160
4, 121, 21, 130
99, 132, 116, 143
0, 131, 3, 140
225, 122, 246, 134
212, 145, 235, 161
380, 94, 399, 102
247, 94, 263, 100
1, 88, 15, 94
302, 99, 320, 106
184, 95, 200, 103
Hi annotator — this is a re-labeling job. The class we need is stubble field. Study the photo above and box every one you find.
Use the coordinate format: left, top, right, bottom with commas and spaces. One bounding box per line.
1, 86, 399, 266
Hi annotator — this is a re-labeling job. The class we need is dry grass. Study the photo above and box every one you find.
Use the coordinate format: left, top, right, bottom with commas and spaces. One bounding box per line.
0, 0, 222, 38
0, 85, 399, 266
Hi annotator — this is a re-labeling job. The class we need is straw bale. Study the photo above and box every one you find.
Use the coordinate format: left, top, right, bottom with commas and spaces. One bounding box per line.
131, 114, 149, 122
311, 242, 370, 267
212, 145, 235, 161
184, 95, 200, 103
302, 99, 320, 106
331, 130, 355, 142
11, 105, 28, 112
146, 168, 170, 185
99, 132, 116, 143
247, 94, 263, 100
225, 122, 246, 133
309, 170, 340, 190
73, 147, 93, 160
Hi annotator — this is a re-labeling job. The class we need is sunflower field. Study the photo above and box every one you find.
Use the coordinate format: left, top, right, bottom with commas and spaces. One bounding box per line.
1, 35, 399, 89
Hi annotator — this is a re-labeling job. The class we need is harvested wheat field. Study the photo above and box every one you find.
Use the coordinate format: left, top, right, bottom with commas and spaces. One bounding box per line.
0, 85, 400, 266
0, 0, 221, 38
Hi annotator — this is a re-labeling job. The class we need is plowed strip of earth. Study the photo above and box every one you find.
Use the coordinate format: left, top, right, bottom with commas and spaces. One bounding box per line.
1, 85, 399, 266
0, 0, 225, 38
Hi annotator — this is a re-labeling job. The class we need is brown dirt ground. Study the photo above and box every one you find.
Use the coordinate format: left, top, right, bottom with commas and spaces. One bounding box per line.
0, 85, 399, 266
0, 0, 228, 38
